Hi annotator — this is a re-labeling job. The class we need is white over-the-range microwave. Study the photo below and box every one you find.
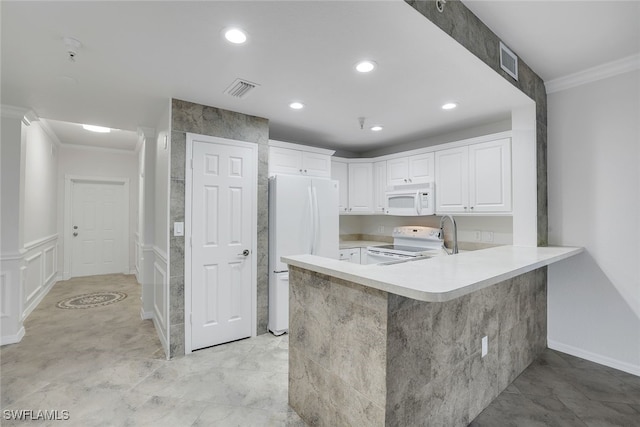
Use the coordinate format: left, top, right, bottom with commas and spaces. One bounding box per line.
384, 182, 435, 216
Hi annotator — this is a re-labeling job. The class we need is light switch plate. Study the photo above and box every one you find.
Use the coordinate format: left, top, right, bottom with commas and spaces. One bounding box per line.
481, 336, 488, 357
174, 222, 184, 236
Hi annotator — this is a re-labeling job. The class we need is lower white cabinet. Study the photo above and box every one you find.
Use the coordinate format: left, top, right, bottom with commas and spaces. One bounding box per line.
339, 248, 361, 264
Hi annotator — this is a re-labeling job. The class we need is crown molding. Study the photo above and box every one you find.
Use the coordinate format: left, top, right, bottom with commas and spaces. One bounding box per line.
1, 105, 29, 119
546, 54, 640, 94
60, 142, 137, 155
37, 119, 63, 147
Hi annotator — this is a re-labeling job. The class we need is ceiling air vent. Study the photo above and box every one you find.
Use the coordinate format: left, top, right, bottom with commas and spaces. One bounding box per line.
224, 78, 259, 99
499, 42, 518, 81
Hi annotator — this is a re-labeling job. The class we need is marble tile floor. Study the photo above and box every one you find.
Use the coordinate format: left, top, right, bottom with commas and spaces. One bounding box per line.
0, 274, 304, 427
1, 273, 639, 426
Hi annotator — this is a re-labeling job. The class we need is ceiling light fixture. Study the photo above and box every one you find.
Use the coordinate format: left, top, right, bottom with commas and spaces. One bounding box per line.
82, 124, 111, 133
289, 102, 304, 110
355, 60, 377, 73
371, 125, 383, 132
442, 102, 458, 110
224, 28, 248, 44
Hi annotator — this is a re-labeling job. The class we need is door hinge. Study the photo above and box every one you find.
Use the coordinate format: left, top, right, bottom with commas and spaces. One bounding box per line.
189, 237, 192, 248
190, 313, 192, 325
190, 159, 193, 169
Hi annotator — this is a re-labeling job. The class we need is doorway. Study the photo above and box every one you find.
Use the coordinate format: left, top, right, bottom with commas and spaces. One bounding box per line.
185, 134, 257, 352
64, 176, 129, 279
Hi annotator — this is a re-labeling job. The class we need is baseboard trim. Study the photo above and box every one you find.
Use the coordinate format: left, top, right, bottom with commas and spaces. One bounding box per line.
152, 316, 169, 360
548, 339, 640, 377
140, 307, 153, 320
22, 276, 57, 320
1, 326, 25, 346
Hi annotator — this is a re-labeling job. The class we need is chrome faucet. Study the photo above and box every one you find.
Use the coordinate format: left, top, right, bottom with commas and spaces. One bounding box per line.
439, 215, 458, 255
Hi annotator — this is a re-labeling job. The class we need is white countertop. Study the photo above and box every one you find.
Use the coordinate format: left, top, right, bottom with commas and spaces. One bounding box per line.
339, 240, 389, 249
282, 245, 583, 302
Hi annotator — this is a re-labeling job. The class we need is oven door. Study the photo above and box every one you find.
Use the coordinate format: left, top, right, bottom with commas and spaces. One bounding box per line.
365, 249, 414, 265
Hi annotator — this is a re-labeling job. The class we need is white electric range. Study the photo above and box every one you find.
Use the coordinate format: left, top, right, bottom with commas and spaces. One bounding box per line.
365, 226, 445, 264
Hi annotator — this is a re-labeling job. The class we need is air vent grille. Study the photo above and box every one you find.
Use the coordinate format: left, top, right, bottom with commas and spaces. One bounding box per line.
224, 78, 259, 98
499, 42, 518, 81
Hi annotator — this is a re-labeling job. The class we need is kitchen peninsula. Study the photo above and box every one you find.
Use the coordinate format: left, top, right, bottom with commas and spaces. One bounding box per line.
283, 245, 582, 426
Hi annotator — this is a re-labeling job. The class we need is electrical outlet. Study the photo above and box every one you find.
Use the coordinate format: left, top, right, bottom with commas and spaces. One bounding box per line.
481, 336, 488, 357
474, 230, 481, 242
481, 231, 494, 243
378, 225, 385, 233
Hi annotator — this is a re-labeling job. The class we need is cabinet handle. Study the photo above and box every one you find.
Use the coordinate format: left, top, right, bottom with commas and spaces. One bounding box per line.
408, 178, 412, 183
470, 206, 474, 210
403, 178, 408, 183
304, 169, 307, 173
464, 206, 468, 210
299, 169, 303, 173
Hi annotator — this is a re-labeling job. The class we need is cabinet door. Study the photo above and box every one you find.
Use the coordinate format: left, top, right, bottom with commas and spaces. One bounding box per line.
435, 147, 469, 213
338, 248, 361, 263
469, 138, 511, 212
269, 147, 302, 176
373, 161, 387, 214
331, 161, 349, 214
386, 157, 409, 186
302, 152, 331, 178
409, 153, 434, 184
348, 163, 373, 213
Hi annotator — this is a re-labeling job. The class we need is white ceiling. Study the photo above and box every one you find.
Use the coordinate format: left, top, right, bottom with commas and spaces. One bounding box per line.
2, 1, 636, 154
462, 0, 640, 82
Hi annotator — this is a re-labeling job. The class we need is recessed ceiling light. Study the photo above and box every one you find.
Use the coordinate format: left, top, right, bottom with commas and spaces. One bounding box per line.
370, 125, 383, 132
289, 102, 304, 110
224, 28, 247, 44
442, 102, 458, 110
82, 124, 111, 133
355, 60, 377, 73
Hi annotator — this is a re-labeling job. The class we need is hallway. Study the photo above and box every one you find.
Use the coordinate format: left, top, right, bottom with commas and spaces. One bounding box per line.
0, 274, 303, 426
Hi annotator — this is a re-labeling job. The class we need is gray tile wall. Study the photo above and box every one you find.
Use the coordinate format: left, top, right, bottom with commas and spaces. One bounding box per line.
405, 0, 548, 246
168, 99, 269, 358
289, 266, 547, 426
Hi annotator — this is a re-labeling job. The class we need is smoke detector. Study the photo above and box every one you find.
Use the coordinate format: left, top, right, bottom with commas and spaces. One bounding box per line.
63, 37, 82, 62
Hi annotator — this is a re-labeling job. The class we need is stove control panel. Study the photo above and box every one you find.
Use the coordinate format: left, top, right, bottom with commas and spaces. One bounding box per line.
392, 226, 442, 240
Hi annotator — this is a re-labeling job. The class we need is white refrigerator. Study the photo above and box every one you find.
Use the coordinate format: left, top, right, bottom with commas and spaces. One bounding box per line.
268, 175, 339, 335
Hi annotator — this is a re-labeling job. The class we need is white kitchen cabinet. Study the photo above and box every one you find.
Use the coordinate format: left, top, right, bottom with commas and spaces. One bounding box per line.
373, 161, 387, 214
469, 138, 512, 212
435, 138, 511, 214
386, 153, 434, 186
338, 248, 361, 264
347, 162, 374, 213
268, 141, 334, 178
332, 159, 374, 215
332, 160, 349, 213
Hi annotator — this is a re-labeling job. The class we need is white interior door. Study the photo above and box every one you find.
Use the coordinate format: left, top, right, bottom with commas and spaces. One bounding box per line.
71, 182, 126, 277
191, 139, 255, 350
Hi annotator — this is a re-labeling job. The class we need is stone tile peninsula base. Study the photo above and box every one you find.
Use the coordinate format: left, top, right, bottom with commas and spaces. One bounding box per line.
288, 266, 547, 426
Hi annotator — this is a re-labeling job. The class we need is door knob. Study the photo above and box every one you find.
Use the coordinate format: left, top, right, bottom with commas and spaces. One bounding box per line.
73, 232, 78, 237
238, 249, 250, 257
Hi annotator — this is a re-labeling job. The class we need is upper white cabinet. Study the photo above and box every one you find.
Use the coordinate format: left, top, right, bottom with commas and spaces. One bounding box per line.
386, 153, 434, 186
268, 140, 334, 178
331, 159, 374, 214
348, 162, 374, 214
435, 138, 511, 214
332, 160, 349, 213
372, 161, 387, 214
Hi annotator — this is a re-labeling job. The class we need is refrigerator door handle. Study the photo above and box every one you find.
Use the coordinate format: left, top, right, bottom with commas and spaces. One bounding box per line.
308, 185, 315, 254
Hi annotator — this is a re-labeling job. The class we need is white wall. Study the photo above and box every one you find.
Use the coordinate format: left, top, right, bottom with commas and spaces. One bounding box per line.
23, 123, 58, 245
57, 145, 138, 275
547, 69, 640, 375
